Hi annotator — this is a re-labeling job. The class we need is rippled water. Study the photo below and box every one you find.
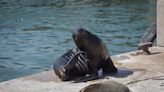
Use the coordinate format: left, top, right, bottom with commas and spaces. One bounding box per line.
0, 0, 156, 81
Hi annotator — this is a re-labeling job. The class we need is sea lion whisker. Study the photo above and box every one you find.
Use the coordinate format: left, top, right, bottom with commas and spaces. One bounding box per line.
65, 51, 85, 67
79, 54, 85, 61
78, 55, 88, 69
65, 56, 71, 60
78, 56, 89, 72
75, 63, 81, 71
76, 60, 85, 72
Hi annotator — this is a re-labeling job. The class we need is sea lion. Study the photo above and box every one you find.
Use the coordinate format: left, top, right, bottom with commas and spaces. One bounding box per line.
138, 23, 156, 55
79, 80, 130, 92
53, 48, 94, 81
72, 28, 117, 76
54, 28, 117, 82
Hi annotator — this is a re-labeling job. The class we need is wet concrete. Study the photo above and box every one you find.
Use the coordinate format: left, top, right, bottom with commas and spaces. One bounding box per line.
0, 46, 164, 92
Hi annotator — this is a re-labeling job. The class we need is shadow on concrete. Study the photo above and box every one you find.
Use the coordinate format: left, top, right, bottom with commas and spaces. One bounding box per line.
111, 69, 134, 78
99, 68, 134, 78
66, 68, 147, 83
150, 52, 161, 55
71, 68, 134, 83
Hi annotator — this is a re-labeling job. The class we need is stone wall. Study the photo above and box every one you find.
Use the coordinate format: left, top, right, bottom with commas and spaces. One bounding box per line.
157, 0, 164, 47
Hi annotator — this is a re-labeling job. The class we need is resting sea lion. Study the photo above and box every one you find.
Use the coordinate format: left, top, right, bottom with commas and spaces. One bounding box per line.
138, 23, 156, 55
53, 48, 93, 81
72, 28, 117, 77
79, 80, 130, 92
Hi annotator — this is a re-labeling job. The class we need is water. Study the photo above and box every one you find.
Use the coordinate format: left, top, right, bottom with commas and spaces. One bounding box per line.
0, 0, 156, 81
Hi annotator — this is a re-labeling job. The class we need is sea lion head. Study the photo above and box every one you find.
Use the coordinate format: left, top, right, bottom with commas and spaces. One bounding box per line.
72, 28, 117, 74
72, 28, 94, 51
73, 28, 91, 41
72, 28, 103, 58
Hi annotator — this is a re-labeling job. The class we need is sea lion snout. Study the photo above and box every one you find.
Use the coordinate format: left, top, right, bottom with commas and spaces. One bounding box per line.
72, 28, 90, 40
72, 28, 82, 37
73, 28, 85, 35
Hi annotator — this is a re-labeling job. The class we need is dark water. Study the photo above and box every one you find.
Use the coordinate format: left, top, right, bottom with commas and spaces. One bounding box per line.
0, 0, 156, 81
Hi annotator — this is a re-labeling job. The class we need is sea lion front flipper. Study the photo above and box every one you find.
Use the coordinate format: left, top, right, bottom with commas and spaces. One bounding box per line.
73, 61, 99, 83
102, 57, 118, 75
64, 51, 86, 72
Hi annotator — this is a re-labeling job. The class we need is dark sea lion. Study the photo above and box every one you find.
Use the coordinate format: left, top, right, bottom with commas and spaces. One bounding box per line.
72, 28, 117, 76
138, 23, 156, 55
53, 48, 93, 81
54, 28, 117, 82
79, 80, 130, 92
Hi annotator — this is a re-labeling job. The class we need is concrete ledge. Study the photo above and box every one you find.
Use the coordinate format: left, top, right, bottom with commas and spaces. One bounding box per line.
0, 47, 164, 92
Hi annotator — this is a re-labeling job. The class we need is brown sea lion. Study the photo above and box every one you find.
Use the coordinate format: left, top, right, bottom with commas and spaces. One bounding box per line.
53, 28, 117, 82
53, 48, 97, 81
79, 80, 130, 92
138, 23, 156, 55
72, 28, 118, 77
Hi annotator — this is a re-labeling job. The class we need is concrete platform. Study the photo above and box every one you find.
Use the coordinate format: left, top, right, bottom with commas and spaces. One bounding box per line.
0, 47, 164, 92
